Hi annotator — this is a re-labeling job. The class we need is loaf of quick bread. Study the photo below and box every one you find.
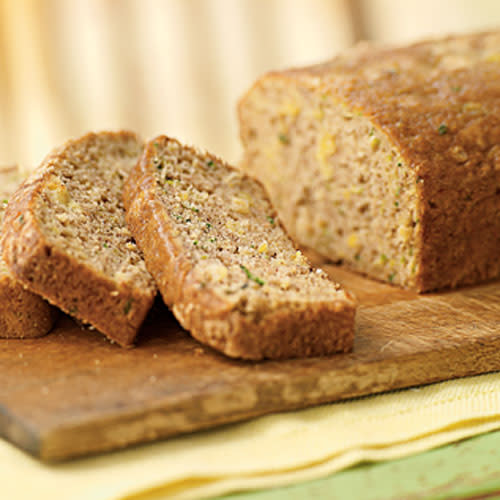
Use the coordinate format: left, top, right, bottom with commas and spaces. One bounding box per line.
238, 31, 500, 292
1, 132, 157, 346
124, 136, 356, 360
0, 166, 57, 338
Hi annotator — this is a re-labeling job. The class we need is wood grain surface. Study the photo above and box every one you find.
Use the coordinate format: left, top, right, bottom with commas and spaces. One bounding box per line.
1, 263, 500, 462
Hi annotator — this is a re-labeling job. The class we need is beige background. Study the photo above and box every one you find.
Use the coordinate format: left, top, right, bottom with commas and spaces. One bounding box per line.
0, 0, 499, 169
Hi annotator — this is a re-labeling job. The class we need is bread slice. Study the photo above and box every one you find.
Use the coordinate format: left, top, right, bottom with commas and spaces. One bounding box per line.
0, 166, 57, 338
1, 132, 157, 346
238, 30, 500, 292
124, 136, 356, 360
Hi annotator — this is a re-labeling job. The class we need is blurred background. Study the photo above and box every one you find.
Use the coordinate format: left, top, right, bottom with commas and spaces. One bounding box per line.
0, 0, 499, 169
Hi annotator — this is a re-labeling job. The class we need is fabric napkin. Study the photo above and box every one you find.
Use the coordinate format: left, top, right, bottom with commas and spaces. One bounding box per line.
3, 372, 500, 500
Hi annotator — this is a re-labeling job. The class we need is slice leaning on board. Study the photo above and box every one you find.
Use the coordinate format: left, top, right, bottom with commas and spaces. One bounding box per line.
1, 132, 157, 346
123, 136, 356, 360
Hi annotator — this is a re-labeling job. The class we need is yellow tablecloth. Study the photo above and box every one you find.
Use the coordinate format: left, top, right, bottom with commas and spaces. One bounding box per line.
3, 372, 500, 500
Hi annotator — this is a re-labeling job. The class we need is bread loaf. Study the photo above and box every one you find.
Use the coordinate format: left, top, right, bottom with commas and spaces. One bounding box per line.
0, 166, 57, 338
238, 31, 500, 292
124, 136, 356, 360
1, 132, 157, 346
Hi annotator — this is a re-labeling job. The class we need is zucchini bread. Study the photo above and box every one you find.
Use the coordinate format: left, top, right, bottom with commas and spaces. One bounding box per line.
124, 136, 356, 360
1, 132, 157, 346
0, 166, 57, 338
238, 30, 500, 292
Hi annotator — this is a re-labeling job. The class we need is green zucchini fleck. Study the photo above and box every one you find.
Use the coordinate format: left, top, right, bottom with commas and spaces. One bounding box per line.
123, 299, 133, 315
438, 124, 448, 135
240, 265, 265, 286
278, 133, 289, 144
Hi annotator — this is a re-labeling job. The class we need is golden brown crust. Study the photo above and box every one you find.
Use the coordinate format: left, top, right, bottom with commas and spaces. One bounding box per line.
239, 31, 500, 292
0, 273, 58, 338
0, 165, 57, 338
124, 136, 356, 360
1, 132, 155, 346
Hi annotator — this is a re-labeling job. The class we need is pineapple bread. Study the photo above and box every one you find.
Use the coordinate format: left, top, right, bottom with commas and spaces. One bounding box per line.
238, 30, 500, 292
124, 136, 356, 360
1, 132, 157, 346
0, 166, 57, 338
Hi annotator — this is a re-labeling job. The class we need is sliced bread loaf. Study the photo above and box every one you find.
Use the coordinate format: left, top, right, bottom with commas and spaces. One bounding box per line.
238, 30, 500, 292
0, 166, 57, 338
1, 132, 157, 346
124, 136, 356, 360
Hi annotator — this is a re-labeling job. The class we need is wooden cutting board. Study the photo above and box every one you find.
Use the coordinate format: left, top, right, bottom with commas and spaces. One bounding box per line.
1, 262, 500, 462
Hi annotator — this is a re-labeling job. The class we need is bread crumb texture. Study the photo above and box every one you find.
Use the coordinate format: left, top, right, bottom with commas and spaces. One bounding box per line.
239, 31, 500, 292
36, 135, 152, 289
124, 136, 356, 360
1, 132, 156, 345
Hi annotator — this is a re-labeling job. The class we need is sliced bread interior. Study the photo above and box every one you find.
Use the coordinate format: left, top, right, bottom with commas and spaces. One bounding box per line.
1, 132, 157, 346
124, 136, 356, 360
238, 32, 500, 292
0, 166, 57, 338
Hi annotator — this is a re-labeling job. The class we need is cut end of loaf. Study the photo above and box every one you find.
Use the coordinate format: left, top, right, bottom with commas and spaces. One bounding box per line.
125, 135, 356, 360
239, 77, 421, 290
239, 31, 500, 292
